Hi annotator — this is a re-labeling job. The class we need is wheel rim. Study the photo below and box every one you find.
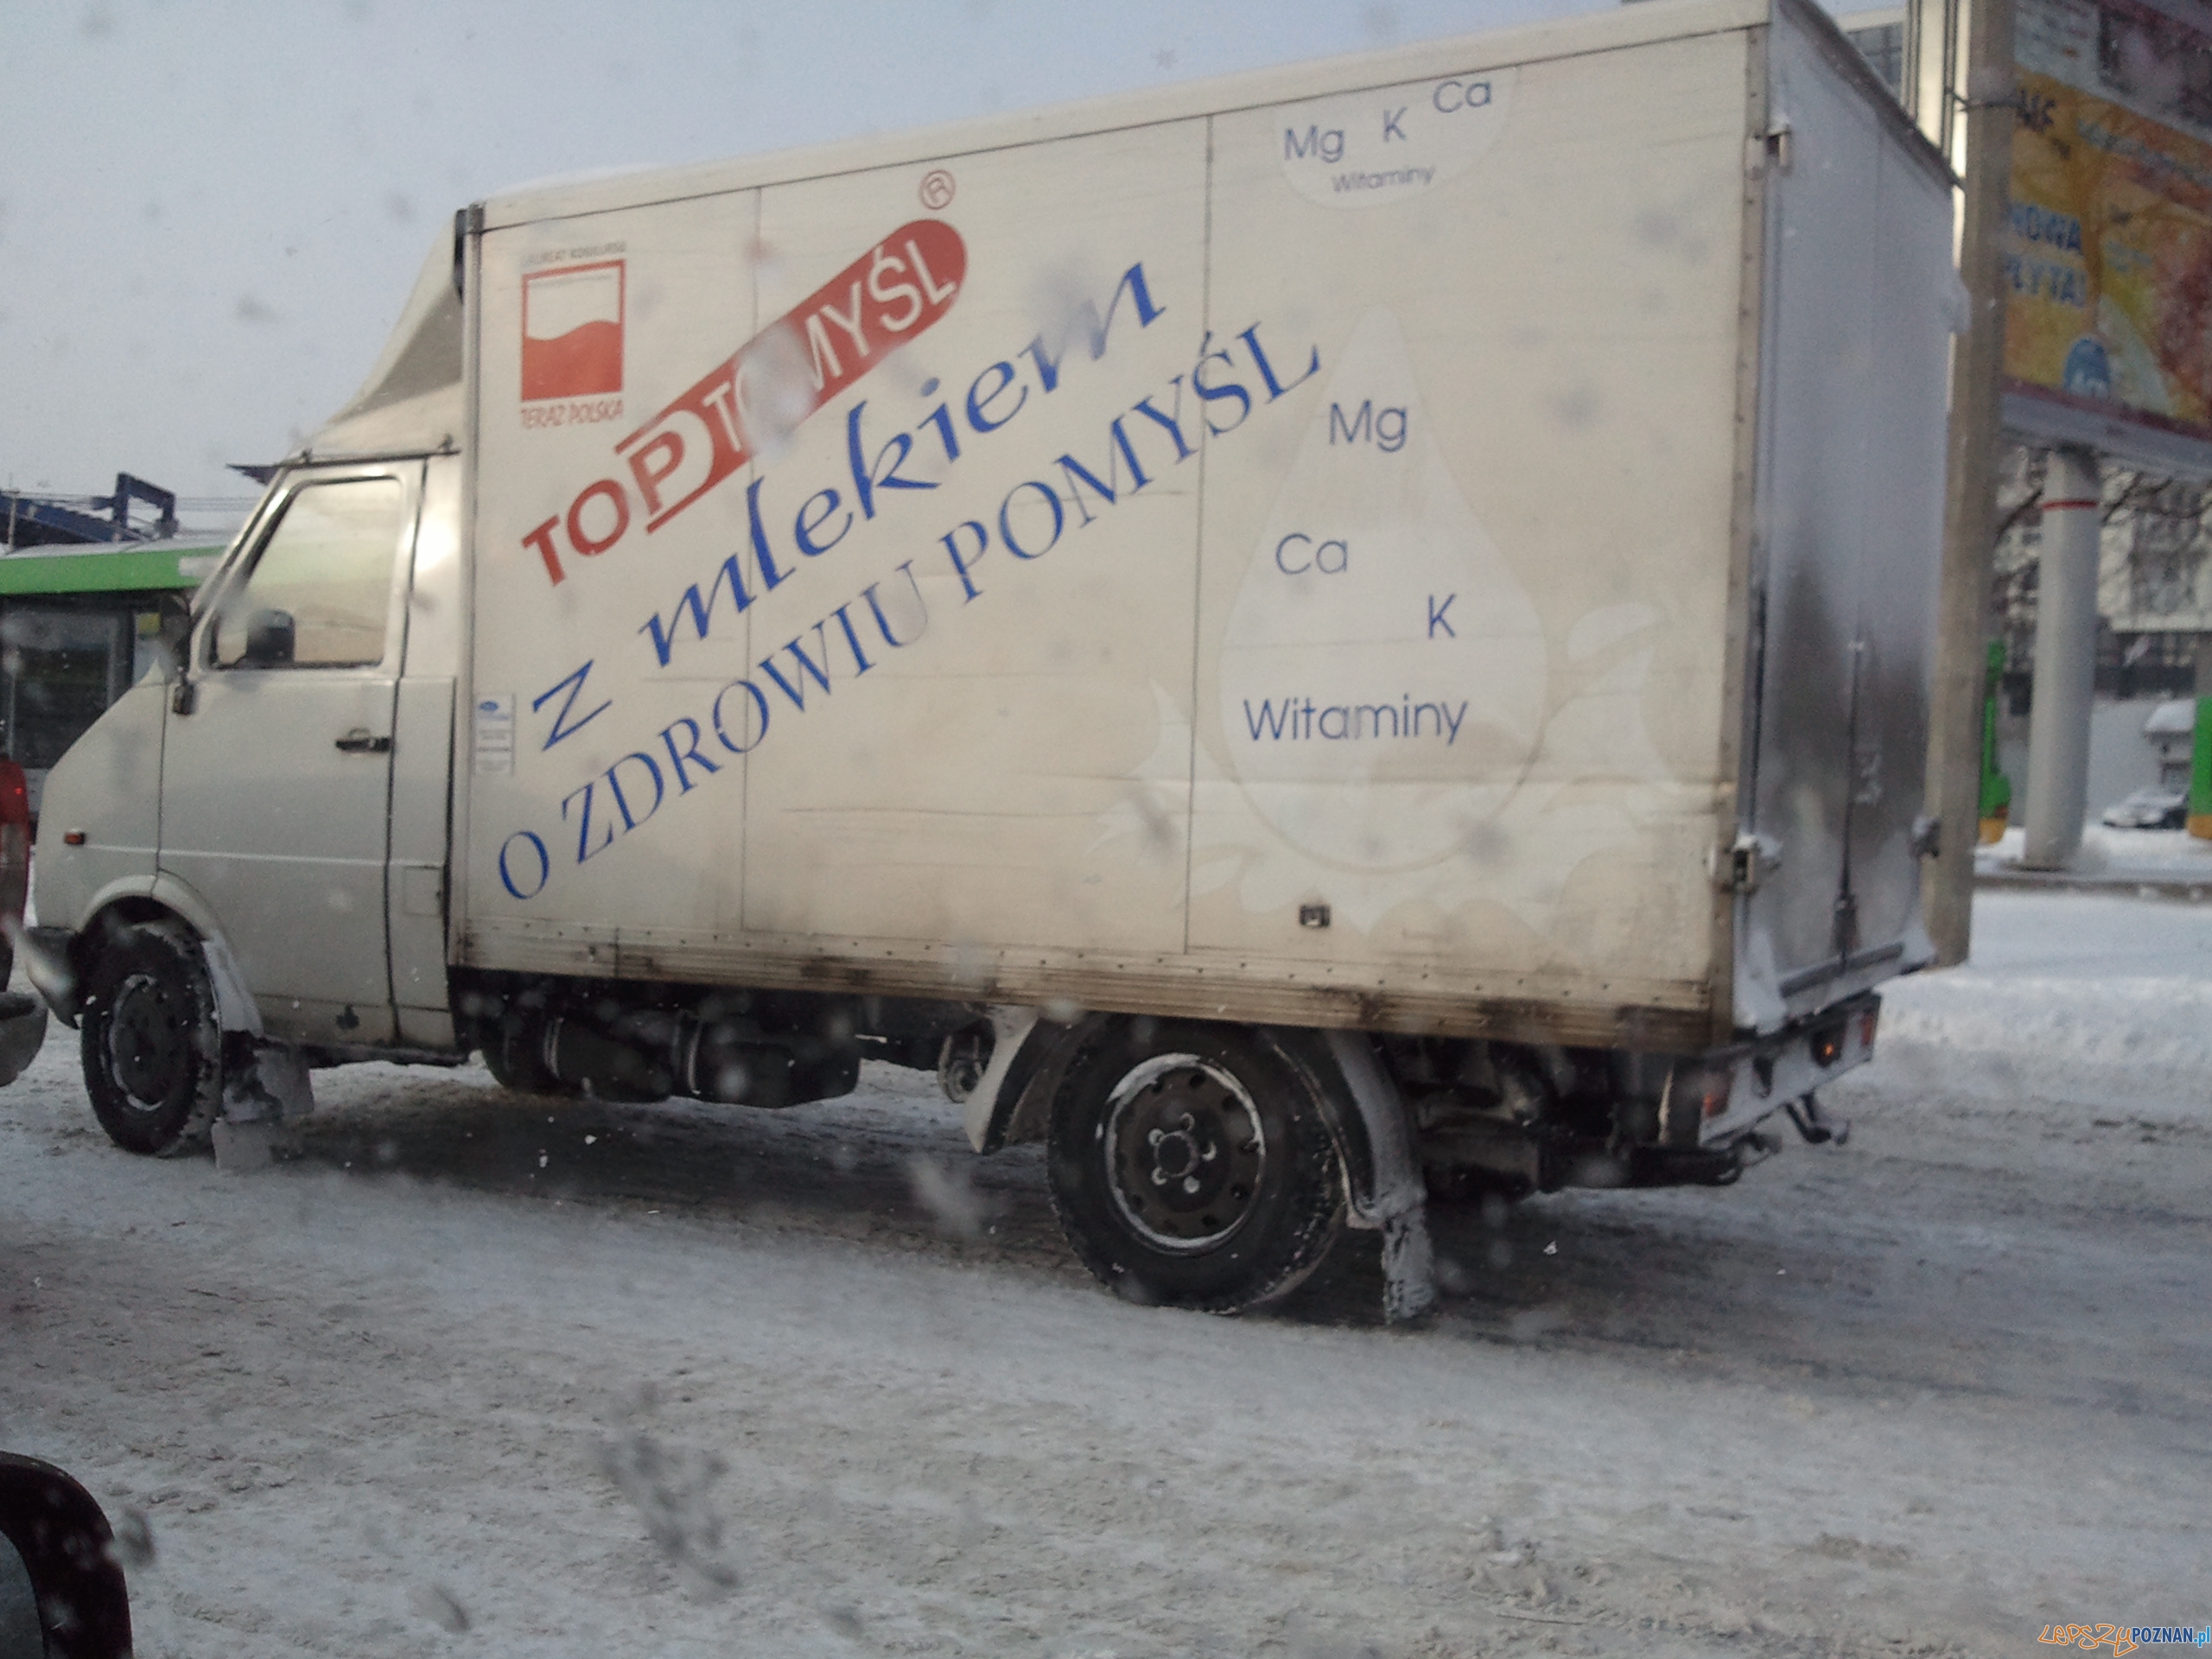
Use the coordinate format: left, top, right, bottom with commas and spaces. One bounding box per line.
1101, 1054, 1268, 1254
105, 970, 188, 1110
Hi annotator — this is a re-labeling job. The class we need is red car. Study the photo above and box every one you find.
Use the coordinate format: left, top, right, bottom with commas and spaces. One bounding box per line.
0, 753, 49, 1084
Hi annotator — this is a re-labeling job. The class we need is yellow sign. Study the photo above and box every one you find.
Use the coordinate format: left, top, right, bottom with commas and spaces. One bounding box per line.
2007, 0, 2212, 454
2009, 71, 2212, 432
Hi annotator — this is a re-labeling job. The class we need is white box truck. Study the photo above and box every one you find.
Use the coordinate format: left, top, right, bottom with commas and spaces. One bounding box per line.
27, 0, 1955, 1316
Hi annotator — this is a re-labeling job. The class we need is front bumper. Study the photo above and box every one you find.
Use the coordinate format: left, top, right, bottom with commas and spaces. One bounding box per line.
0, 990, 48, 1087
22, 925, 80, 1027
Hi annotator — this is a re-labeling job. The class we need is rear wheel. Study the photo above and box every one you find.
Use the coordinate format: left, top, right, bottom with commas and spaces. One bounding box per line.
1046, 1022, 1345, 1313
80, 918, 223, 1157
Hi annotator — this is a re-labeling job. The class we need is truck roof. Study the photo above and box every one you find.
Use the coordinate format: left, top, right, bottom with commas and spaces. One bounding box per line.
480, 0, 1775, 231
296, 0, 1937, 468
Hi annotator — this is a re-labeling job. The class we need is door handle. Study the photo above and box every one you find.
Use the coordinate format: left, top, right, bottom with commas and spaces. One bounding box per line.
335, 731, 392, 754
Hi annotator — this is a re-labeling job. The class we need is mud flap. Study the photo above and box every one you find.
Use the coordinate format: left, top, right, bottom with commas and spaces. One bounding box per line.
959, 1007, 1044, 1152
1324, 1029, 1438, 1323
220, 1044, 315, 1124
199, 934, 316, 1126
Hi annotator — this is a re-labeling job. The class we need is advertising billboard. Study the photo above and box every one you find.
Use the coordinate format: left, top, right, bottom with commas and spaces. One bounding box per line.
2005, 0, 2212, 475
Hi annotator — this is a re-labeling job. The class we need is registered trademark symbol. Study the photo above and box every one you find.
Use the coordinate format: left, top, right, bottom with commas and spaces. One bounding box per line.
918, 169, 956, 210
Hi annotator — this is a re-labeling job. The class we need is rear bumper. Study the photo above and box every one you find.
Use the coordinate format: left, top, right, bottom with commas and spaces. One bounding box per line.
1660, 993, 1880, 1147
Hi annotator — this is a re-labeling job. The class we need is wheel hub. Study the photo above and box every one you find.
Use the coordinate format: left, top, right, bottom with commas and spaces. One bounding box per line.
106, 972, 185, 1109
1103, 1056, 1267, 1253
1147, 1116, 1213, 1186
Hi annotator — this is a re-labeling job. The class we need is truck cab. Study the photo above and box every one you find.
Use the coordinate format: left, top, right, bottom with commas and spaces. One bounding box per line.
29, 225, 474, 1147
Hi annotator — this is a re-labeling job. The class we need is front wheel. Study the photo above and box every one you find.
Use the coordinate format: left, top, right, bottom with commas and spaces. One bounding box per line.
80, 918, 224, 1156
1046, 1022, 1345, 1313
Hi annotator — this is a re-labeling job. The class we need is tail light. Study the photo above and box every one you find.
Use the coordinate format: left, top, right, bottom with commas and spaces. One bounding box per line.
0, 756, 28, 976
1663, 1059, 1734, 1143
1697, 1070, 1733, 1118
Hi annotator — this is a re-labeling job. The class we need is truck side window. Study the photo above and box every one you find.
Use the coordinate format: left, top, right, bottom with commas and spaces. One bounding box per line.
209, 478, 404, 670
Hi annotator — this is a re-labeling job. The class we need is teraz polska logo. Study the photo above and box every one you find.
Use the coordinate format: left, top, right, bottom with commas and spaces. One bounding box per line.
523, 259, 626, 402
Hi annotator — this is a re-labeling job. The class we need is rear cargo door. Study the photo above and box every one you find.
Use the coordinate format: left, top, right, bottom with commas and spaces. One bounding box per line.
1840, 72, 1954, 988
158, 462, 422, 1045
1737, 13, 1948, 1030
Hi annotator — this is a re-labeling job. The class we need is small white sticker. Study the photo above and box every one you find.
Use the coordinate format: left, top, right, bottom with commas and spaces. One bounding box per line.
1276, 68, 1516, 209
473, 693, 516, 776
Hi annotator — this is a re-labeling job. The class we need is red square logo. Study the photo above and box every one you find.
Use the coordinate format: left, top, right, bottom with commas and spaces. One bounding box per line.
522, 260, 625, 401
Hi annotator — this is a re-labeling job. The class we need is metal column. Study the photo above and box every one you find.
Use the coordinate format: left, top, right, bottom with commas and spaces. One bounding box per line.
1921, 0, 2017, 961
2020, 446, 2101, 868
2193, 635, 2212, 840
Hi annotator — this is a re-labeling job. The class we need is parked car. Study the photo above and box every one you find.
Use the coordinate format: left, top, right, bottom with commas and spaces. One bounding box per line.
2101, 785, 2189, 830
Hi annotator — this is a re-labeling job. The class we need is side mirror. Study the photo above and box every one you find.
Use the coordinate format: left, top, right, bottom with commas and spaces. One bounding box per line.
156, 607, 191, 667
163, 608, 198, 713
0, 1452, 135, 1659
243, 608, 296, 666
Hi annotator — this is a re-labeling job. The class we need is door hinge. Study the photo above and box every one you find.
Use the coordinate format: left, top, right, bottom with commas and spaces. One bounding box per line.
1712, 833, 1783, 893
1749, 120, 1793, 175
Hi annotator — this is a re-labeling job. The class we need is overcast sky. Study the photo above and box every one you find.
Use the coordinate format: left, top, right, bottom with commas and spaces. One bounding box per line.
2, 1, 1649, 525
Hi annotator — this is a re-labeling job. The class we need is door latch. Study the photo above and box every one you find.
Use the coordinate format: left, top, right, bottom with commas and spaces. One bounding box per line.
334, 731, 392, 754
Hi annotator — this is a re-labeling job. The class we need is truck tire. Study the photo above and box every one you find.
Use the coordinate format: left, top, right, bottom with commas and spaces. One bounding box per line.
79, 918, 224, 1157
1046, 1022, 1345, 1313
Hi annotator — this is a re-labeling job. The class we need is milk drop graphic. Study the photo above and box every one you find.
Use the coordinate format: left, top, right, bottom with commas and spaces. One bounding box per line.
1217, 308, 1547, 870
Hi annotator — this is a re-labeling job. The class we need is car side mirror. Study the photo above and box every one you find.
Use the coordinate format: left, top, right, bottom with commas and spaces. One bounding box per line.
243, 608, 296, 666
0, 1452, 135, 1659
160, 607, 198, 713
0, 1530, 40, 1658
156, 607, 192, 668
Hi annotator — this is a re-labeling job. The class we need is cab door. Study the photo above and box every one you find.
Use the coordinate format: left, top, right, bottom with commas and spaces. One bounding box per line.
158, 463, 423, 1045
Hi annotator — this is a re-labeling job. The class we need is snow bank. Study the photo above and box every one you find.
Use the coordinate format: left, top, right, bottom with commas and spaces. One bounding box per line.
1881, 971, 2212, 1072
1975, 823, 2212, 884
1866, 892, 2212, 1120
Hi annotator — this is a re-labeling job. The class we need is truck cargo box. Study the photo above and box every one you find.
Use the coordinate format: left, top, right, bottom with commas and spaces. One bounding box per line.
399, 0, 1951, 1052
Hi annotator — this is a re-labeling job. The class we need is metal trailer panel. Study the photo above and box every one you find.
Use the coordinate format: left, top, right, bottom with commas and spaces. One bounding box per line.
443, 2, 1942, 1052
471, 0, 1772, 237
1732, 2, 1952, 1033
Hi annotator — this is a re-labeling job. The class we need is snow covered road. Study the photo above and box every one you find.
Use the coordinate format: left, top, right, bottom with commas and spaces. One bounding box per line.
4, 890, 2209, 1656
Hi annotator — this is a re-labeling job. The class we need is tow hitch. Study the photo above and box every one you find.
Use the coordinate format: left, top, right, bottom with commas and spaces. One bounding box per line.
1784, 1092, 1849, 1146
